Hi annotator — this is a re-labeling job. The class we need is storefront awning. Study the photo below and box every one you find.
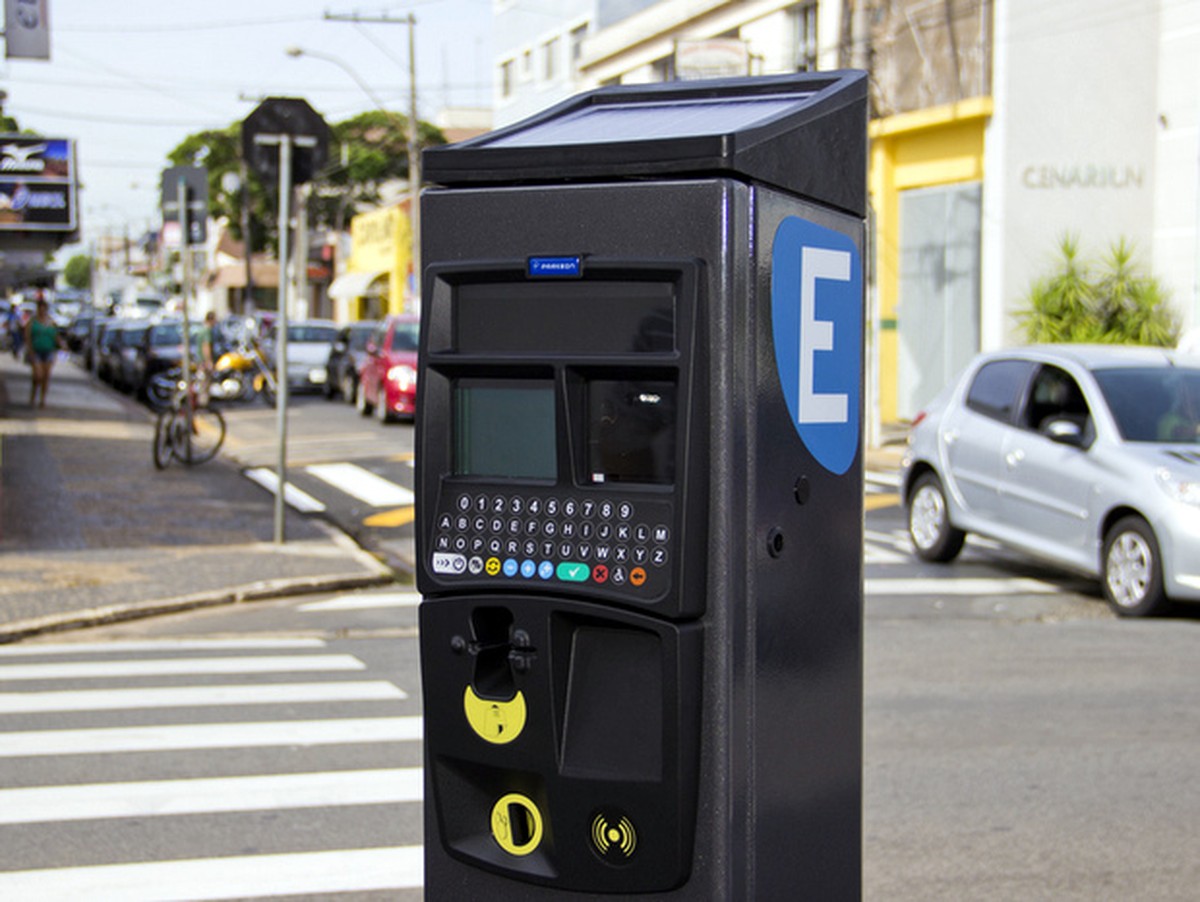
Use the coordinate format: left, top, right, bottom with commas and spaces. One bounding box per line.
328, 270, 386, 300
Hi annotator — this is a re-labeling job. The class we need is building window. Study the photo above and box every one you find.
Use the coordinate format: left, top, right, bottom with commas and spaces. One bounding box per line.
521, 48, 533, 81
790, 3, 818, 72
544, 36, 560, 81
499, 58, 514, 99
570, 23, 589, 73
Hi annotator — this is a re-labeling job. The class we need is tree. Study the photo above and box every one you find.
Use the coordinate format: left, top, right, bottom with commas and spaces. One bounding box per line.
165, 109, 445, 247
63, 254, 92, 290
1017, 234, 1177, 346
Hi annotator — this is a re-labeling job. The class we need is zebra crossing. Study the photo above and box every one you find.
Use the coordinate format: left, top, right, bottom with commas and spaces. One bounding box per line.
0, 633, 425, 899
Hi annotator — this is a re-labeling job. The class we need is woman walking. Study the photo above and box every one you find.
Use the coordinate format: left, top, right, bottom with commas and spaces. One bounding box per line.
25, 297, 62, 408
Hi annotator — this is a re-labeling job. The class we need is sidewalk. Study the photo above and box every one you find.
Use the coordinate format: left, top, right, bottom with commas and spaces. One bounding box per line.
0, 352, 395, 643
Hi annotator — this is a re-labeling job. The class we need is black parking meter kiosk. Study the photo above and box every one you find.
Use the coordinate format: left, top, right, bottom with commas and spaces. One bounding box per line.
417, 71, 867, 900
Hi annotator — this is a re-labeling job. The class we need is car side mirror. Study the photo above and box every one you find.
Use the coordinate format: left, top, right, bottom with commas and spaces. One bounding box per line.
1043, 417, 1086, 448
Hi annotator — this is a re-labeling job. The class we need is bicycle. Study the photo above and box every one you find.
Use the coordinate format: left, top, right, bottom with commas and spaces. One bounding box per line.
152, 372, 226, 469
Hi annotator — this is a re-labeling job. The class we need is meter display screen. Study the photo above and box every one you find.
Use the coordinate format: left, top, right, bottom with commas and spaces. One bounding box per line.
588, 379, 676, 484
455, 382, 557, 480
455, 281, 675, 354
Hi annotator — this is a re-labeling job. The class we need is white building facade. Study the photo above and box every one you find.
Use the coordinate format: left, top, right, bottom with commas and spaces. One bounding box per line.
493, 0, 1200, 425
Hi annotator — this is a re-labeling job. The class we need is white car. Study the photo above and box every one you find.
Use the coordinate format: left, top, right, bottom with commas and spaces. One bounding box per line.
267, 320, 338, 391
902, 345, 1200, 617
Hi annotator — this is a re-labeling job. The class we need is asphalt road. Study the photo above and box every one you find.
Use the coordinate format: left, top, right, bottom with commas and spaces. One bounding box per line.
3, 383, 1197, 898
3, 499, 1197, 899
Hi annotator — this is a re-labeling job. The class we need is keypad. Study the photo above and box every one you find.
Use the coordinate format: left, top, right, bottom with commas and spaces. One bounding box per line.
430, 489, 673, 598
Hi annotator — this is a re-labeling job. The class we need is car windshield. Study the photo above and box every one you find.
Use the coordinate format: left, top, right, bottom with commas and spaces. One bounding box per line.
349, 326, 374, 350
288, 325, 337, 344
1093, 366, 1200, 443
151, 323, 183, 346
392, 321, 419, 351
122, 326, 149, 346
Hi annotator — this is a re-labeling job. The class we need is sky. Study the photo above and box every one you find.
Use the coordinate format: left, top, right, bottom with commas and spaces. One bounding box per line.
0, 0, 494, 255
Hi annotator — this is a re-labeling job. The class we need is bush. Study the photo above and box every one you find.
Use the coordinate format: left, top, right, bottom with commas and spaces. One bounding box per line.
1018, 235, 1177, 346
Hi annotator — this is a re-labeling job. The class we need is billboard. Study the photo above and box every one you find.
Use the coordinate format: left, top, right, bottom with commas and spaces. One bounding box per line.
0, 136, 76, 231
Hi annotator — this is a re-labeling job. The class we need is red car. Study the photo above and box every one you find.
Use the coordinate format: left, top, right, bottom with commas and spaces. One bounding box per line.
356, 314, 420, 423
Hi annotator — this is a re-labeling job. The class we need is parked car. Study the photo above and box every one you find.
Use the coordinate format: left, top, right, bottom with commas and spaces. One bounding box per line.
356, 314, 419, 423
65, 310, 99, 353
264, 319, 338, 391
96, 320, 128, 384
133, 319, 196, 400
902, 345, 1200, 617
324, 321, 377, 402
114, 320, 150, 392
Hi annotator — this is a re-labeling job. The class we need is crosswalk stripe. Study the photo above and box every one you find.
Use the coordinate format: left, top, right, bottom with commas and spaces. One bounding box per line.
0, 681, 406, 715
0, 716, 424, 757
0, 654, 366, 682
306, 462, 415, 506
300, 591, 422, 611
243, 468, 326, 512
0, 768, 424, 825
0, 846, 424, 899
866, 577, 1058, 596
0, 638, 327, 656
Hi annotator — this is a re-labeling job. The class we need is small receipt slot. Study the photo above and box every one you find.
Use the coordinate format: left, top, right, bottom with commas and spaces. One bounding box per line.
418, 72, 867, 899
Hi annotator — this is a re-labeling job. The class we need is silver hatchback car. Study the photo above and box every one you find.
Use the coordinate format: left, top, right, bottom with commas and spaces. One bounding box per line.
902, 345, 1200, 616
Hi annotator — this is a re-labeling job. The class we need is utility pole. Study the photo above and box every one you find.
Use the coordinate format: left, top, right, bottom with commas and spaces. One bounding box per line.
323, 10, 422, 309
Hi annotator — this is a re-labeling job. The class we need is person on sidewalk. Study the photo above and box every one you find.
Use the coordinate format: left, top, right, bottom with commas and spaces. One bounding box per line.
198, 310, 217, 401
24, 297, 63, 408
6, 303, 24, 359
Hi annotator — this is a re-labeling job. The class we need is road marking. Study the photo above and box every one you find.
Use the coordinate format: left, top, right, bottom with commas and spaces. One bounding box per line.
0, 654, 366, 682
866, 577, 1059, 596
0, 846, 424, 898
864, 544, 909, 564
0, 768, 424, 825
0, 681, 406, 715
300, 591, 422, 611
0, 638, 327, 656
0, 716, 424, 757
864, 492, 900, 511
243, 468, 326, 512
306, 462, 415, 506
363, 506, 416, 528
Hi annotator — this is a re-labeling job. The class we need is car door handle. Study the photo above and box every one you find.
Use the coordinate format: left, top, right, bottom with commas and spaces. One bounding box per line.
1005, 449, 1025, 469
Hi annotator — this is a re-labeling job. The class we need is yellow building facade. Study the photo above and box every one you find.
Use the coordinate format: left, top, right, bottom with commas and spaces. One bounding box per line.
869, 97, 991, 423
333, 202, 413, 322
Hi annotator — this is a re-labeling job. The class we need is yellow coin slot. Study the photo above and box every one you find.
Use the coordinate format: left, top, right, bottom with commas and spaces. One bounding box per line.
463, 685, 527, 744
490, 793, 544, 857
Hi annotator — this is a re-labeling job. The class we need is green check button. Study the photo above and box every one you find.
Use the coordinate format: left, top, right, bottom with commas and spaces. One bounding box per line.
556, 562, 590, 582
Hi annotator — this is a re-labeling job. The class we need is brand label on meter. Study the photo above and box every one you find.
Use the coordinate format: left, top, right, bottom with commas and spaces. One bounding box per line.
771, 217, 862, 475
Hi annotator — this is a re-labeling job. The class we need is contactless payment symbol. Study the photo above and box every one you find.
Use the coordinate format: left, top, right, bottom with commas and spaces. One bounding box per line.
771, 217, 862, 475
590, 809, 638, 865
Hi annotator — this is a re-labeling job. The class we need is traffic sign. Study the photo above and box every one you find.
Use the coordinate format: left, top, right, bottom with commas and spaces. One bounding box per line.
242, 97, 331, 185
161, 166, 208, 245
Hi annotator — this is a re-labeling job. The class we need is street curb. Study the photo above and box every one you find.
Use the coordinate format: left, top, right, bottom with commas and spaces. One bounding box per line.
0, 519, 403, 646
0, 569, 398, 645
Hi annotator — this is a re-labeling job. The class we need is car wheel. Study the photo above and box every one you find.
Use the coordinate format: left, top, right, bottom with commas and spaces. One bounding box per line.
1102, 516, 1167, 617
356, 379, 373, 416
908, 471, 966, 563
375, 384, 391, 424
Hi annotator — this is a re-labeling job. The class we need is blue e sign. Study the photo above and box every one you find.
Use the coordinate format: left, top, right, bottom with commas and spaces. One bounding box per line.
771, 217, 862, 475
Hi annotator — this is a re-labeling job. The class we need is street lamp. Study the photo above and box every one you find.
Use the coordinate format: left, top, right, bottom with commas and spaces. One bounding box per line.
285, 46, 389, 114
285, 41, 421, 310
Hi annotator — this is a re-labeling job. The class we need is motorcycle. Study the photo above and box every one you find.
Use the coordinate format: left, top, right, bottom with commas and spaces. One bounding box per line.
212, 336, 276, 405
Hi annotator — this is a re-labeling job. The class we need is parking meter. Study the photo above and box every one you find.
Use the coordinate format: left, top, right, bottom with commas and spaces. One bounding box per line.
417, 72, 867, 899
